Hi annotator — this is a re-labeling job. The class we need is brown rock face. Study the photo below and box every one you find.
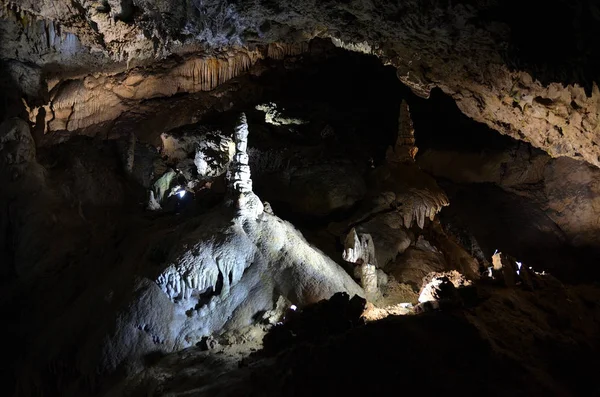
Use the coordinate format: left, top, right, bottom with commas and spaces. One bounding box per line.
32, 50, 262, 134
419, 143, 600, 250
2, 1, 600, 167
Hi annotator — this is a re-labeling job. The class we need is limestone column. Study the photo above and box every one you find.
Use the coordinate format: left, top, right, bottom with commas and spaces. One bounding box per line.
228, 113, 263, 217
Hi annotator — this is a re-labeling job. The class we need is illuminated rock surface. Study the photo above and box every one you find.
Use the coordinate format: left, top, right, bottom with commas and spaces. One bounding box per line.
2, 2, 600, 396
3, 1, 600, 166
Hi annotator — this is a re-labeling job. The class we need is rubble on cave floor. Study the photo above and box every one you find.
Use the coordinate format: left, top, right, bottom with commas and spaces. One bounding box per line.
106, 269, 600, 397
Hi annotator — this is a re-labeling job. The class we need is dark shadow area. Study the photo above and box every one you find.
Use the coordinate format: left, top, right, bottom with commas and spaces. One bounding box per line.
254, 38, 409, 161
249, 289, 600, 397
411, 88, 516, 153
439, 182, 574, 279
0, 60, 29, 122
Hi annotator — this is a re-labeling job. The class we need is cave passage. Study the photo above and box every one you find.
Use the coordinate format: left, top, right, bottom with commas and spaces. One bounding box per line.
2, 33, 600, 397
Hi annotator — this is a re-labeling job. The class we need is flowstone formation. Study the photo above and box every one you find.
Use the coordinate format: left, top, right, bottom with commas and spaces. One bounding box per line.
0, 113, 363, 397
151, 112, 363, 347
104, 234, 600, 397
335, 102, 477, 304
151, 114, 363, 362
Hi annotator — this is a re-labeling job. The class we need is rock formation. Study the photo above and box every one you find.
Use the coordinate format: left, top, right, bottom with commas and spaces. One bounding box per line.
228, 113, 263, 216
331, 96, 448, 236
342, 228, 380, 301
385, 100, 417, 163
373, 101, 449, 229
3, 2, 600, 396
0, 115, 363, 396
3, 1, 600, 168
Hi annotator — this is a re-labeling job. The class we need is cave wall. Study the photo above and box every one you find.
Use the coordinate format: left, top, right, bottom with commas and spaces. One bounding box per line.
2, 1, 600, 166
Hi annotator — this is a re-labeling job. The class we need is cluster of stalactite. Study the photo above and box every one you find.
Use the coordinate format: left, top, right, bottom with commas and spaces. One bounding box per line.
266, 42, 309, 60
29, 44, 310, 133
175, 53, 258, 91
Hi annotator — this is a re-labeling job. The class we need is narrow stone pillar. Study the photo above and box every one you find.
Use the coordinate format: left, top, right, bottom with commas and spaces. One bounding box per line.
343, 228, 381, 301
385, 100, 418, 163
228, 113, 263, 217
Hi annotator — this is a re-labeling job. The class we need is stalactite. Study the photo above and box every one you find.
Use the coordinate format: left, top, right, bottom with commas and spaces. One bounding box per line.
267, 42, 309, 60
38, 44, 308, 133
397, 187, 449, 229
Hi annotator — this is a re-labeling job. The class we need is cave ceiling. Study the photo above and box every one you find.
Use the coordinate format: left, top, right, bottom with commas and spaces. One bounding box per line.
1, 0, 600, 166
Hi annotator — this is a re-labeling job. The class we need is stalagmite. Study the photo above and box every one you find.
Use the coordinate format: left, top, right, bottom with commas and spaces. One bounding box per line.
343, 228, 377, 267
379, 99, 449, 229
359, 264, 379, 302
228, 113, 263, 217
494, 252, 519, 286
386, 100, 418, 163
343, 228, 380, 301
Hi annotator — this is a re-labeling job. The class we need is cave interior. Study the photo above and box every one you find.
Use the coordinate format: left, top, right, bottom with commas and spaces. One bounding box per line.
2, 2, 600, 396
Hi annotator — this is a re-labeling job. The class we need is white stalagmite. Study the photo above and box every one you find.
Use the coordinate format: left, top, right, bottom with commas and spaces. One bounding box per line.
231, 113, 252, 193
229, 113, 263, 217
343, 228, 377, 267
343, 228, 380, 301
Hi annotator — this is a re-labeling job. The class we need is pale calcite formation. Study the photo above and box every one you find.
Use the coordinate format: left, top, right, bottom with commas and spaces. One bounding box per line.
342, 228, 380, 301
342, 228, 377, 267
229, 113, 264, 217
32, 50, 262, 133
